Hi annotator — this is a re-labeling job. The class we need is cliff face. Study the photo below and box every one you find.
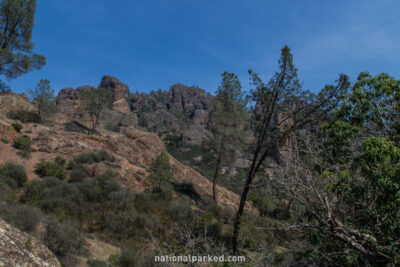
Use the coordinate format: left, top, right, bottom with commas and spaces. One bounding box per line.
56, 76, 214, 145
0, 219, 61, 267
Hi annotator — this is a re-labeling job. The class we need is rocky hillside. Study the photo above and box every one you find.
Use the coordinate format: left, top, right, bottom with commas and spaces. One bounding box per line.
0, 219, 61, 267
56, 76, 214, 145
1, 92, 256, 213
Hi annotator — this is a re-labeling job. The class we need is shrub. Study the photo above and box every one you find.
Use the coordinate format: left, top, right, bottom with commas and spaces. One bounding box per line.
3, 205, 42, 232
0, 162, 27, 187
98, 149, 115, 162
11, 122, 23, 133
43, 218, 85, 258
105, 123, 121, 133
7, 110, 40, 123
13, 135, 32, 151
69, 165, 88, 183
74, 152, 101, 164
74, 150, 115, 164
23, 177, 84, 219
0, 138, 8, 144
35, 158, 67, 180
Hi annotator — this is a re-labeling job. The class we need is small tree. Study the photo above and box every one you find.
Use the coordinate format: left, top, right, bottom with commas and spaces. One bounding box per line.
231, 46, 349, 252
28, 79, 56, 122
0, 0, 46, 88
148, 151, 175, 192
79, 87, 113, 132
207, 72, 247, 203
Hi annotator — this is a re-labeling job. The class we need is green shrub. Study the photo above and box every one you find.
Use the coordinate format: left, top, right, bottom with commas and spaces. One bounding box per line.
11, 122, 23, 133
105, 123, 121, 133
43, 218, 85, 258
23, 177, 84, 219
69, 166, 88, 183
2, 205, 42, 232
0, 162, 27, 187
74, 150, 115, 164
74, 152, 101, 164
98, 149, 115, 162
13, 135, 32, 151
35, 158, 67, 180
7, 110, 40, 123
0, 138, 8, 144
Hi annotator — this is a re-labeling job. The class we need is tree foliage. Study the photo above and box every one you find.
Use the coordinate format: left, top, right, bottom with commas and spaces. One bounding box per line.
28, 79, 56, 122
0, 0, 45, 88
79, 87, 113, 132
207, 71, 247, 203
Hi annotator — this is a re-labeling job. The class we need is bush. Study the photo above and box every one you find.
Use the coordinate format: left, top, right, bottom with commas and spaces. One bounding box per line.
0, 162, 27, 187
13, 135, 32, 151
43, 218, 85, 258
7, 110, 40, 123
74, 152, 101, 164
74, 150, 115, 164
35, 158, 67, 180
98, 149, 115, 162
69, 165, 88, 183
23, 177, 84, 219
11, 122, 23, 133
105, 123, 121, 133
2, 205, 42, 232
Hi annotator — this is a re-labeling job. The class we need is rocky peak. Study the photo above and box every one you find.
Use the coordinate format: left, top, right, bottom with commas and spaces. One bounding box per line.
100, 75, 131, 113
100, 75, 130, 101
168, 84, 211, 112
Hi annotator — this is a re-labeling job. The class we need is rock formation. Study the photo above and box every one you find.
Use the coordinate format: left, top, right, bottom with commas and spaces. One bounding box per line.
0, 219, 61, 267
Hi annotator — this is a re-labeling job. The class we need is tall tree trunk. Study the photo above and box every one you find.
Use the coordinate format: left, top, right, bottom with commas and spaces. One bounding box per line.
212, 136, 226, 203
232, 170, 255, 252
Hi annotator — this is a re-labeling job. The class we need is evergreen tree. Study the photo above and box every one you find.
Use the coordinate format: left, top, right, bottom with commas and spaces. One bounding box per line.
79, 87, 113, 132
28, 79, 56, 123
0, 0, 46, 89
207, 71, 247, 203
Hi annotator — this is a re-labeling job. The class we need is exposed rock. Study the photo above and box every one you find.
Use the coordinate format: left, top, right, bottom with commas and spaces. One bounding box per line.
0, 92, 33, 115
56, 87, 79, 116
100, 75, 131, 113
0, 218, 61, 267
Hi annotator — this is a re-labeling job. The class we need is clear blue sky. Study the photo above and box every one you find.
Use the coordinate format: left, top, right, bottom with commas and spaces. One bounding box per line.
8, 0, 400, 95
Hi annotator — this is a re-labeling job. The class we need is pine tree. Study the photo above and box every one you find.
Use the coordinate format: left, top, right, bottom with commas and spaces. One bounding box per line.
0, 0, 46, 89
207, 72, 247, 203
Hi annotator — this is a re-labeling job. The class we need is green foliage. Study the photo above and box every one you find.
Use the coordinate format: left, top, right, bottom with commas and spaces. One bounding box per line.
28, 79, 56, 122
148, 151, 175, 192
12, 135, 31, 150
1, 204, 42, 232
43, 218, 85, 258
104, 123, 121, 133
74, 150, 115, 164
80, 87, 113, 131
6, 109, 40, 123
0, 162, 27, 187
0, 0, 46, 88
11, 122, 22, 132
35, 157, 66, 180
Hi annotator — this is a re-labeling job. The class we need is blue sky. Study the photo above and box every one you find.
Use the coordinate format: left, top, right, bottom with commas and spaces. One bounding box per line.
8, 0, 400, 95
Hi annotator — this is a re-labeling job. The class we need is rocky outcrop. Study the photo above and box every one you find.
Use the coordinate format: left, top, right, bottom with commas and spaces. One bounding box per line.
55, 76, 214, 145
100, 75, 130, 113
0, 92, 33, 115
0, 219, 61, 267
56, 87, 79, 116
